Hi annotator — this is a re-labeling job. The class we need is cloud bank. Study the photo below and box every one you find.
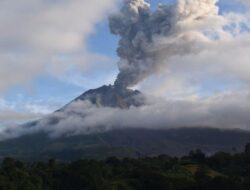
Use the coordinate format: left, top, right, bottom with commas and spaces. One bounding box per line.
2, 91, 250, 140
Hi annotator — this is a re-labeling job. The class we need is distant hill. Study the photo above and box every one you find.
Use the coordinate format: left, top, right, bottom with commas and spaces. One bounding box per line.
0, 128, 250, 161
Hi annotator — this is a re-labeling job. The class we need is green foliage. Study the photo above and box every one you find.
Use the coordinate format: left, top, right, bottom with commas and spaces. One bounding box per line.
0, 144, 250, 189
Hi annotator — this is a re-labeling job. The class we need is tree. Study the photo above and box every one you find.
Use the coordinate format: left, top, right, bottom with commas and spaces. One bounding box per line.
189, 149, 206, 163
245, 143, 250, 157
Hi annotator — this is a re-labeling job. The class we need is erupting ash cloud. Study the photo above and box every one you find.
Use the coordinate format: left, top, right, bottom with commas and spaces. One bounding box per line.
110, 0, 222, 88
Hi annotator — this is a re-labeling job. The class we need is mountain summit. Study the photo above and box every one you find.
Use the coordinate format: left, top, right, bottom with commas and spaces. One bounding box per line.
66, 85, 145, 109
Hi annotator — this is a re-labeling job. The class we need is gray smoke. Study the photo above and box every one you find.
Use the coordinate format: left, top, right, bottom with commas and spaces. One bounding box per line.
109, 0, 221, 88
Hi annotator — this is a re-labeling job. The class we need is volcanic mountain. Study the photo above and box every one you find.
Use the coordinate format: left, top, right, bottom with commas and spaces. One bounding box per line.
62, 85, 145, 109
0, 85, 250, 161
24, 85, 146, 129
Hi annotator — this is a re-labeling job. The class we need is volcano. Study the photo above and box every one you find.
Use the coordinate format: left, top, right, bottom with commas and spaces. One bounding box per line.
0, 86, 250, 161
63, 85, 145, 109
58, 85, 146, 111
25, 84, 146, 131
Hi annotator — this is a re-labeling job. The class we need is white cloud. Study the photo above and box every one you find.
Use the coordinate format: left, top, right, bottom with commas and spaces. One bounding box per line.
34, 91, 250, 137
0, 97, 63, 125
0, 0, 118, 91
0, 111, 43, 124
2, 91, 250, 140
135, 6, 250, 99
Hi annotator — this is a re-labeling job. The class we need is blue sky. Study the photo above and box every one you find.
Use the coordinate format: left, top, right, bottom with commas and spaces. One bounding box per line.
0, 0, 249, 124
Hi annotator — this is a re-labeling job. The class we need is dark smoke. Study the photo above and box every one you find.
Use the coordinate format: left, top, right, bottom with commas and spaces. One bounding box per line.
109, 0, 220, 88
109, 0, 174, 88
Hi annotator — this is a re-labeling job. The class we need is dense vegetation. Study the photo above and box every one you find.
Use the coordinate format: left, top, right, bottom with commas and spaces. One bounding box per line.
1, 128, 250, 161
1, 144, 250, 190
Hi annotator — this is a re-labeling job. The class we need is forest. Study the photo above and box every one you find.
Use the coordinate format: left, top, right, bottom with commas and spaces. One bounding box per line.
1, 144, 250, 190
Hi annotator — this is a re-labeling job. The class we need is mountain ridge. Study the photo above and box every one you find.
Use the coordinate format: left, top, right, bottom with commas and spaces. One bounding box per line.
0, 127, 250, 161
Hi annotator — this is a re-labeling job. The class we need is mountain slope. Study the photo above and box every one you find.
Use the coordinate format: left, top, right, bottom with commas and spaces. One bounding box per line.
1, 86, 250, 161
0, 128, 250, 161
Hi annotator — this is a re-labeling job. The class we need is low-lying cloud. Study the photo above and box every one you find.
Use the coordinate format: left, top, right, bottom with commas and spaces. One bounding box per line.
1, 91, 250, 140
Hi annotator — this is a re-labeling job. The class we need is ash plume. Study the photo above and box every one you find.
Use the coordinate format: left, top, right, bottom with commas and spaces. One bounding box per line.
109, 0, 221, 88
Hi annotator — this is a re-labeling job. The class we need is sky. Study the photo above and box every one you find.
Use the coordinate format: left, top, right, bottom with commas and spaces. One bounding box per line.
0, 0, 250, 127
